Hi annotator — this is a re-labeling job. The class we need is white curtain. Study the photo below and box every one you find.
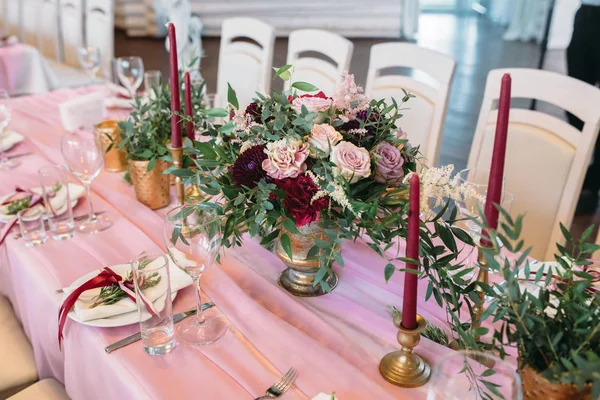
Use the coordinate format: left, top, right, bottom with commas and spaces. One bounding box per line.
498, 0, 552, 43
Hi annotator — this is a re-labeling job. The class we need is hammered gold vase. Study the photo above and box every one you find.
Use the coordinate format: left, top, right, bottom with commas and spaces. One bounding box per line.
520, 364, 592, 400
128, 159, 171, 210
95, 120, 127, 172
275, 222, 339, 297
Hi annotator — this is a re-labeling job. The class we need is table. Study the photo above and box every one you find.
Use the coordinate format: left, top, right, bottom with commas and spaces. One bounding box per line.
0, 87, 474, 400
0, 44, 59, 96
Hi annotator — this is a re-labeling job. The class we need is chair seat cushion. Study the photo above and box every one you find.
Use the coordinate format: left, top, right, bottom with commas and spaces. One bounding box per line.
0, 296, 38, 399
47, 61, 93, 89
7, 379, 68, 400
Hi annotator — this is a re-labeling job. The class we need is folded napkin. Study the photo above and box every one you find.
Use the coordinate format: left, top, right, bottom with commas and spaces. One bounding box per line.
104, 83, 135, 109
0, 183, 85, 222
63, 258, 193, 322
313, 394, 337, 400
0, 130, 24, 152
59, 91, 106, 131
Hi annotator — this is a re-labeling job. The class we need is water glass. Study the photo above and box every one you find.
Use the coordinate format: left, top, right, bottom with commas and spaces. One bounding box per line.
116, 56, 144, 98
17, 209, 47, 246
38, 165, 75, 241
131, 252, 175, 356
77, 46, 101, 81
144, 70, 162, 97
428, 350, 522, 400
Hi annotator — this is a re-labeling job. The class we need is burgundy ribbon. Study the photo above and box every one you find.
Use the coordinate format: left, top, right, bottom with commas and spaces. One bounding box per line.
58, 267, 157, 349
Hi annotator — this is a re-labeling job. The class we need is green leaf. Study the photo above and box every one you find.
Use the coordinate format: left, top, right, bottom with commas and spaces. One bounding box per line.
204, 108, 229, 118
283, 218, 301, 235
481, 368, 496, 377
273, 65, 293, 81
333, 250, 344, 268
280, 233, 293, 261
384, 263, 395, 283
227, 83, 239, 109
146, 157, 156, 173
306, 245, 320, 259
314, 266, 328, 286
291, 81, 319, 92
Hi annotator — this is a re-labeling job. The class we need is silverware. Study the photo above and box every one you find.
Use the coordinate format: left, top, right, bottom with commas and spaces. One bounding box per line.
254, 368, 299, 400
7, 152, 32, 160
12, 212, 106, 240
104, 303, 215, 354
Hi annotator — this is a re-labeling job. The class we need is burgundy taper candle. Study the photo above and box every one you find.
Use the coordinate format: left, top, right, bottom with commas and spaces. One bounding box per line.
167, 23, 182, 148
481, 73, 511, 246
184, 71, 195, 142
401, 173, 420, 330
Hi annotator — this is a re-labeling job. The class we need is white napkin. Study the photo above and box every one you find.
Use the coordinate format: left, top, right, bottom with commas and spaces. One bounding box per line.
64, 259, 193, 322
0, 183, 85, 222
104, 83, 135, 109
59, 91, 106, 131
0, 130, 24, 152
313, 394, 337, 400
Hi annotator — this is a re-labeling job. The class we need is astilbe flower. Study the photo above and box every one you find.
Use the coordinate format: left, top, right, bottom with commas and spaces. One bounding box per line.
338, 110, 383, 137
276, 174, 329, 226
231, 144, 269, 188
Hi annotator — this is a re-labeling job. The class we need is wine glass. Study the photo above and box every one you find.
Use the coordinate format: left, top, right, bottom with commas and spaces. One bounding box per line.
164, 205, 226, 346
427, 350, 522, 400
77, 46, 101, 81
61, 130, 112, 234
143, 70, 162, 97
116, 56, 144, 98
0, 89, 18, 170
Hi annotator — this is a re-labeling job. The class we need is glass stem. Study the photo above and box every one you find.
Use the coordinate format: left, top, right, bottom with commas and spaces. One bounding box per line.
84, 183, 96, 222
0, 128, 6, 165
194, 275, 205, 325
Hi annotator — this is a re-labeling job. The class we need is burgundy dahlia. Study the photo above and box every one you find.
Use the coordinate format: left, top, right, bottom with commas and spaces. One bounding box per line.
244, 102, 263, 123
232, 145, 269, 188
276, 174, 329, 226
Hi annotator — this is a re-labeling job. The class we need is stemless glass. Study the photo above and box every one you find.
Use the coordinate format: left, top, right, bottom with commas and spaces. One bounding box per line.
428, 350, 522, 400
61, 130, 112, 234
18, 209, 47, 247
77, 46, 101, 81
116, 56, 144, 98
131, 251, 175, 356
38, 165, 75, 240
0, 89, 19, 170
164, 205, 226, 346
144, 70, 162, 97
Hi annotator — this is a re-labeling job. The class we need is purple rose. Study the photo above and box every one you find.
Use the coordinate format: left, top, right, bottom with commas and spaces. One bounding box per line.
373, 141, 405, 185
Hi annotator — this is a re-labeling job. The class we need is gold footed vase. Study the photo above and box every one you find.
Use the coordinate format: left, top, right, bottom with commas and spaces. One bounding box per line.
275, 222, 339, 297
520, 364, 592, 400
128, 159, 171, 210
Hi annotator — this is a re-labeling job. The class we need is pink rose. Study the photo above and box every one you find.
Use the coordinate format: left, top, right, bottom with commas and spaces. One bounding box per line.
396, 127, 408, 150
307, 124, 343, 157
262, 139, 309, 179
291, 91, 334, 115
373, 141, 405, 185
330, 141, 371, 183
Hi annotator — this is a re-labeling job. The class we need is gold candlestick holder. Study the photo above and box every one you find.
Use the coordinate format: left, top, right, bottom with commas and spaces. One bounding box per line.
169, 145, 185, 206
472, 242, 492, 339
379, 314, 431, 388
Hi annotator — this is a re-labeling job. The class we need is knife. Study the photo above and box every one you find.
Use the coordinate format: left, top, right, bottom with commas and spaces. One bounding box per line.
7, 152, 32, 160
12, 212, 106, 240
104, 302, 215, 354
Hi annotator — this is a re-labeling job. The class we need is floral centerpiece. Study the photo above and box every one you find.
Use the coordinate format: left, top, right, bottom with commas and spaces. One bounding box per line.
176, 67, 473, 296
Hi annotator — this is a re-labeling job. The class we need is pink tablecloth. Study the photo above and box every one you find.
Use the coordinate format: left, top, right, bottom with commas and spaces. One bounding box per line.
0, 87, 471, 400
0, 43, 59, 96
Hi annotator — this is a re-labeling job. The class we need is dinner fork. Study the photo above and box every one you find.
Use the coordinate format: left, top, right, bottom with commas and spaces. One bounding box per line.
254, 368, 299, 400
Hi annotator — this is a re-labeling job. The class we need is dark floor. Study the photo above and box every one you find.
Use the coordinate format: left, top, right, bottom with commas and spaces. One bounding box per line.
114, 13, 600, 244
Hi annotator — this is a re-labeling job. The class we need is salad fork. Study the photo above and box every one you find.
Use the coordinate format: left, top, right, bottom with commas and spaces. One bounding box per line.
254, 368, 299, 400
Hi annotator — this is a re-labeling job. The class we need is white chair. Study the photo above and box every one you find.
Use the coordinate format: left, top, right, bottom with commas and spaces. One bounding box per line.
467, 68, 600, 260
58, 0, 84, 68
7, 379, 69, 400
365, 43, 456, 166
21, 0, 41, 47
284, 29, 353, 96
0, 296, 38, 399
5, 0, 22, 39
38, 0, 61, 61
85, 0, 115, 80
216, 17, 275, 109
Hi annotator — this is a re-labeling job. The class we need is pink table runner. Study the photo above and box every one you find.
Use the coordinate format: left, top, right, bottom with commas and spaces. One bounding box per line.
0, 87, 483, 399
0, 43, 59, 96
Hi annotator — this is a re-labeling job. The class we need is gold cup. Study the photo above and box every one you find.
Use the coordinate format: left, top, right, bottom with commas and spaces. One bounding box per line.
95, 120, 127, 172
128, 159, 171, 210
379, 314, 431, 388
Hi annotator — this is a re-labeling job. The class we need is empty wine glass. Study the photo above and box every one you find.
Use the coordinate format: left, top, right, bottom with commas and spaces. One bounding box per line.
0, 89, 18, 170
77, 46, 101, 81
61, 130, 112, 234
164, 205, 226, 346
143, 70, 162, 97
116, 56, 144, 98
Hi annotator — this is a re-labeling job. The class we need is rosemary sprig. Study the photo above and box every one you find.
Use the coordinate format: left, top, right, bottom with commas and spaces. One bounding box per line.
6, 197, 32, 215
89, 269, 162, 309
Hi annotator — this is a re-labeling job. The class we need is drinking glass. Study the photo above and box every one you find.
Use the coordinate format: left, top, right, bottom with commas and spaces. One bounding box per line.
144, 70, 162, 97
116, 56, 144, 98
61, 130, 112, 234
77, 46, 101, 81
0, 89, 18, 170
428, 350, 522, 400
18, 209, 47, 246
164, 205, 226, 346
38, 165, 75, 241
131, 251, 175, 355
